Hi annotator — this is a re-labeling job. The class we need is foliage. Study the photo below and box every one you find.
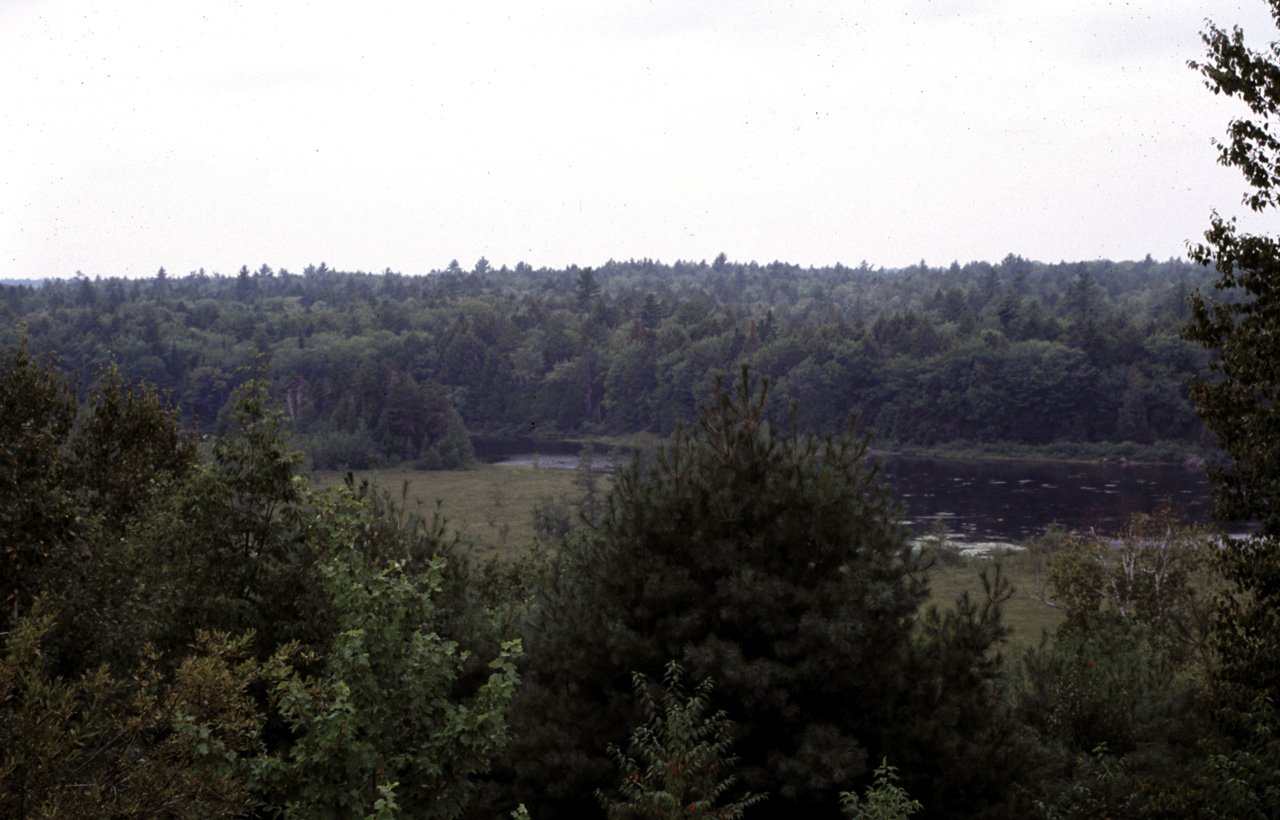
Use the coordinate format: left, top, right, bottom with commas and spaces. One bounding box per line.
0, 334, 78, 626
118, 366, 325, 665
507, 369, 1020, 820
337, 473, 533, 691
573, 439, 602, 524
1018, 619, 1193, 760
0, 334, 197, 651
0, 612, 264, 819
419, 408, 477, 470
1032, 745, 1141, 820
1016, 507, 1218, 817
1205, 531, 1280, 733
68, 361, 199, 529
1197, 698, 1280, 820
1187, 0, 1280, 740
1186, 2, 1280, 535
839, 759, 922, 820
252, 493, 522, 820
597, 661, 766, 820
4, 248, 1215, 464
887, 565, 1034, 818
1033, 502, 1213, 665
0, 336, 526, 819
1016, 509, 1221, 818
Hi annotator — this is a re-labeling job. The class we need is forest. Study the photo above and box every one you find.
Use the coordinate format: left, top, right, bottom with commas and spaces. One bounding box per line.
0, 250, 1216, 470
11, 2, 1280, 813
0, 242, 1268, 820
1, 338, 1261, 820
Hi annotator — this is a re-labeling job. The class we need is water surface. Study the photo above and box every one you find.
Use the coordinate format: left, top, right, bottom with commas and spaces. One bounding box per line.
879, 455, 1221, 544
476, 437, 1226, 545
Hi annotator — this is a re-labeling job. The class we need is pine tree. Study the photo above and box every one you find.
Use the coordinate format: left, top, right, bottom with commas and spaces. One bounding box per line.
1, 336, 197, 645
504, 369, 1020, 819
0, 335, 77, 628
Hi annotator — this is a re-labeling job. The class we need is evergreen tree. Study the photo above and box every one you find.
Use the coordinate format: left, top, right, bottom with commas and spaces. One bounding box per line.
505, 369, 1019, 819
640, 292, 664, 332
1, 337, 197, 646
0, 335, 77, 628
577, 267, 601, 309
420, 409, 476, 470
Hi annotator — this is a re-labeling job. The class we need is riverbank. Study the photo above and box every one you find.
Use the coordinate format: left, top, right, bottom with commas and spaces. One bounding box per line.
312, 464, 1065, 651
870, 444, 1211, 469
866, 436, 1216, 468
473, 430, 1215, 469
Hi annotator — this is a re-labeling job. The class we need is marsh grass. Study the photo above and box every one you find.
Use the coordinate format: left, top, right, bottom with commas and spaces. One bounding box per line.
310, 464, 604, 562
310, 465, 1064, 648
924, 550, 1066, 652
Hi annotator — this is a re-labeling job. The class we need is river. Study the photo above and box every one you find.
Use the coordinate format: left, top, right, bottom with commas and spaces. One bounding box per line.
474, 437, 1228, 547
878, 455, 1222, 545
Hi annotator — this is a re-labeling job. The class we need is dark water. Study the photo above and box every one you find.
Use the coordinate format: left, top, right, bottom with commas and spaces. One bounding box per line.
476, 437, 1226, 545
878, 455, 1223, 544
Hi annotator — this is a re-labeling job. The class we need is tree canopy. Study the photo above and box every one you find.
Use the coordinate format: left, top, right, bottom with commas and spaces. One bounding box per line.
1, 250, 1214, 470
506, 370, 1022, 819
1186, 0, 1280, 736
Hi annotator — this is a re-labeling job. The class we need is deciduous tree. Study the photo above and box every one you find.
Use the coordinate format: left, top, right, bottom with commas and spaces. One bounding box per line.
1186, 0, 1280, 726
252, 506, 522, 820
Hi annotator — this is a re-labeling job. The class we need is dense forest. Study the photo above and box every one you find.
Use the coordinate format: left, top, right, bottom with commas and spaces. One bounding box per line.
13, 0, 1280, 815
0, 251, 1217, 469
0, 252, 1262, 820
0, 341, 1258, 820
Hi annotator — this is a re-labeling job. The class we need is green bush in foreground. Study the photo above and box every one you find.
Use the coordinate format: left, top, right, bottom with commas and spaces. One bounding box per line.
840, 759, 922, 820
251, 500, 522, 819
597, 661, 766, 820
0, 613, 264, 820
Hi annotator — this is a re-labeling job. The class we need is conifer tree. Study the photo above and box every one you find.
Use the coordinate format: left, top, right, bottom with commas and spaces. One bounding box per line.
1, 335, 197, 647
504, 369, 1020, 819
0, 335, 78, 628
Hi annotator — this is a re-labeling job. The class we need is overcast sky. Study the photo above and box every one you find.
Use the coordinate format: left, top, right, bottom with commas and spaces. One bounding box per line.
3, 0, 1277, 280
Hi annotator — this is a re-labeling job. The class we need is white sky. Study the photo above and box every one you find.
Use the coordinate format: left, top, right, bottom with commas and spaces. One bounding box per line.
2, 0, 1277, 279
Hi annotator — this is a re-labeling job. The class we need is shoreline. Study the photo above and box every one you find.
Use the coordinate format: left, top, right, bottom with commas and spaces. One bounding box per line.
867, 447, 1210, 470
471, 431, 1214, 471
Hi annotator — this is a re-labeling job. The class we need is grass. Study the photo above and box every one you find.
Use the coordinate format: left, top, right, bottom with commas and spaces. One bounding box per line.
925, 551, 1065, 653
310, 463, 606, 563
309, 464, 1065, 651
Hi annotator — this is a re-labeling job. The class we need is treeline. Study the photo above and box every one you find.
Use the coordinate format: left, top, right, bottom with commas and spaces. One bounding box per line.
0, 252, 1215, 468
3, 339, 1276, 819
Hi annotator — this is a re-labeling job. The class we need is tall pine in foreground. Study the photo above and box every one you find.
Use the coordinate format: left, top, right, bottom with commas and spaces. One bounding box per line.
501, 369, 1023, 820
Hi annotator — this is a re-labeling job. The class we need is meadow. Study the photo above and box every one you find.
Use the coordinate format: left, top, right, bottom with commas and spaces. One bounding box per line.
311, 464, 585, 561
312, 464, 1065, 650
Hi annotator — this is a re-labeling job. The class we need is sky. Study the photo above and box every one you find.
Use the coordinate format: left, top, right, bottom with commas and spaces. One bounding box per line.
3, 0, 1278, 280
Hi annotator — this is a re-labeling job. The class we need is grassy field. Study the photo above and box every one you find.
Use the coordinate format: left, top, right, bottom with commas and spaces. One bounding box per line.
310, 464, 596, 562
925, 549, 1065, 653
309, 464, 1065, 651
